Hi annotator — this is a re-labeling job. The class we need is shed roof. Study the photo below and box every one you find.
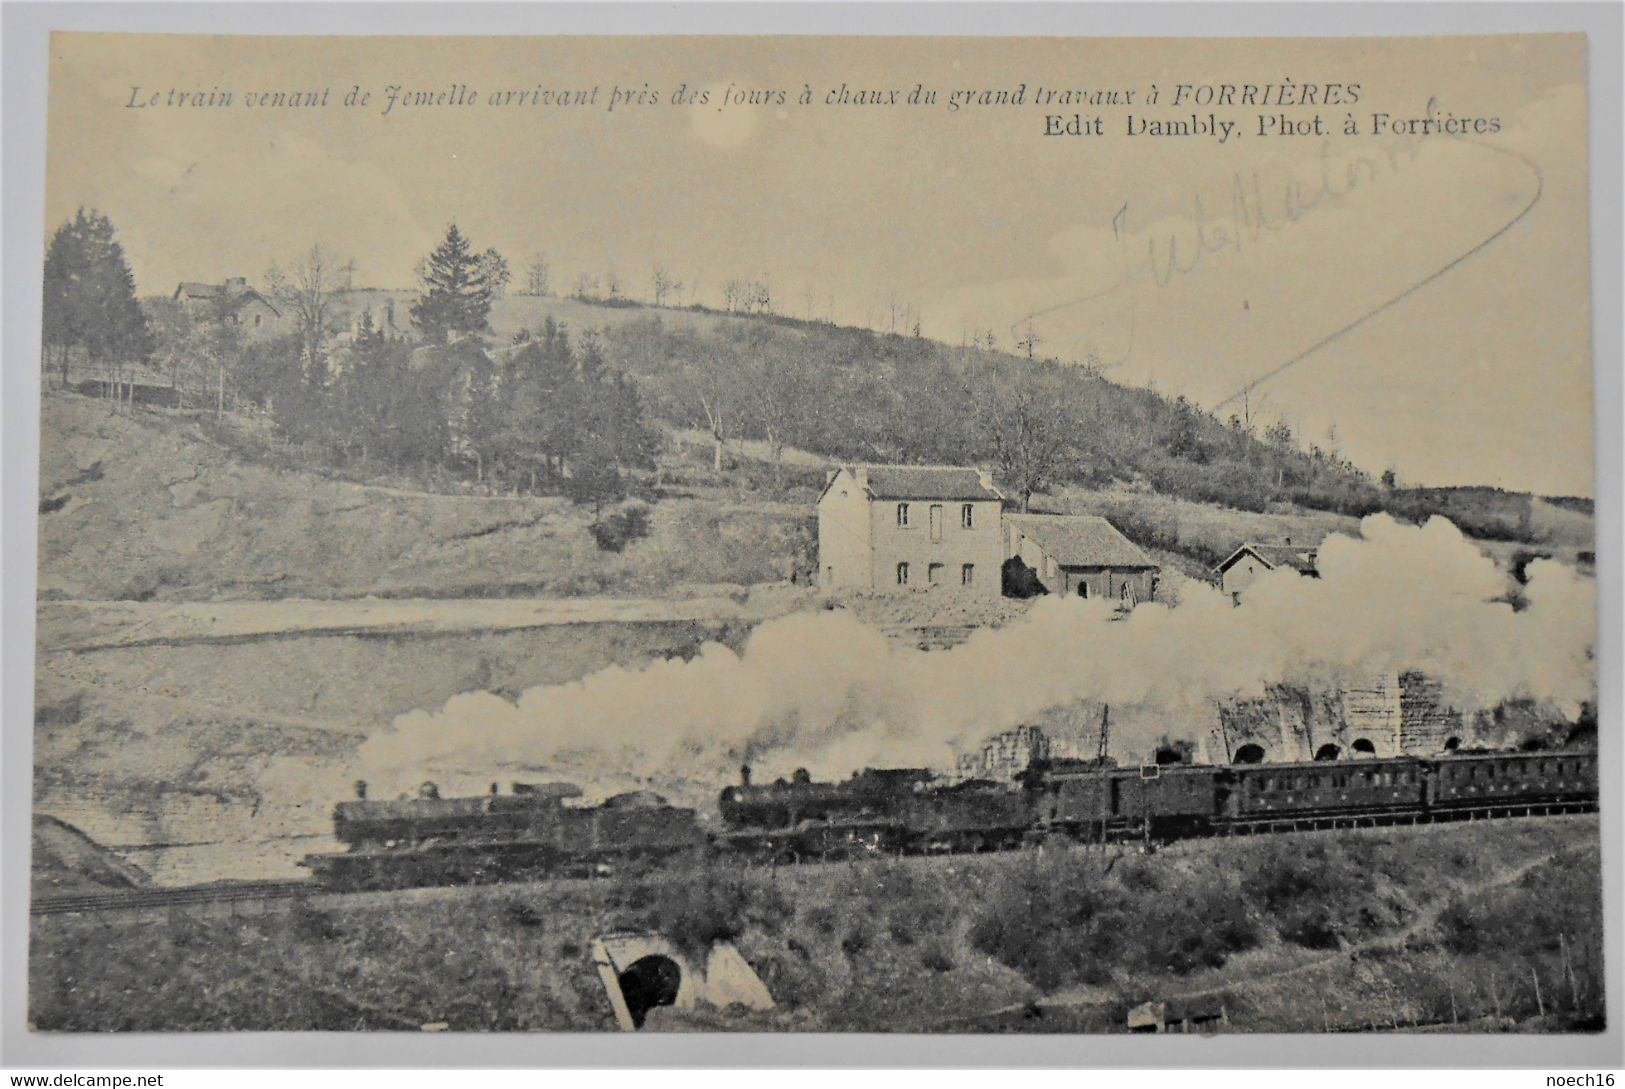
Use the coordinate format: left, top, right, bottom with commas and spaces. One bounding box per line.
1006, 513, 1157, 569
832, 464, 1003, 501
1216, 542, 1319, 576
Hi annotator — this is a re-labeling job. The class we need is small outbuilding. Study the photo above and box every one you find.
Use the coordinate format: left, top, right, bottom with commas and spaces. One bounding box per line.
1003, 513, 1159, 605
1215, 540, 1319, 604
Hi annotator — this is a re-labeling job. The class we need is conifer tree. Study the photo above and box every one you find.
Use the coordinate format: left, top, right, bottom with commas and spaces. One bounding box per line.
41, 208, 151, 391
410, 225, 494, 344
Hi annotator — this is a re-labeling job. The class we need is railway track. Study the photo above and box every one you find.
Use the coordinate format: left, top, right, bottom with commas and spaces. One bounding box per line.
31, 879, 316, 916
31, 802, 1601, 911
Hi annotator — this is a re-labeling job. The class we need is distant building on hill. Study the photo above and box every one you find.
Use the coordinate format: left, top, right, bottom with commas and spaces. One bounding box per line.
816, 465, 1004, 598
173, 277, 284, 338
1003, 513, 1160, 605
1214, 540, 1319, 604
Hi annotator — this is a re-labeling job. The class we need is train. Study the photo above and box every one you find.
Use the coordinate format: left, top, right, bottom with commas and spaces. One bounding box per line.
300, 748, 1599, 890
299, 780, 706, 891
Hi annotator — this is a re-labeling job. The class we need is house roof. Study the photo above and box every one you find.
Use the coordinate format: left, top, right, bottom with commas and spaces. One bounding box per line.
174, 279, 280, 317
829, 464, 1003, 502
1006, 513, 1158, 570
1216, 542, 1319, 575
218, 291, 280, 318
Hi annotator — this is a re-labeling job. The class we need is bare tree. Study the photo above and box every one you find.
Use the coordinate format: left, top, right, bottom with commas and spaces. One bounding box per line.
975, 369, 1070, 512
739, 327, 808, 473
523, 254, 551, 296
651, 264, 679, 307
750, 277, 773, 314
268, 245, 343, 377
1015, 323, 1042, 359
678, 334, 746, 472
477, 248, 511, 298
604, 268, 622, 298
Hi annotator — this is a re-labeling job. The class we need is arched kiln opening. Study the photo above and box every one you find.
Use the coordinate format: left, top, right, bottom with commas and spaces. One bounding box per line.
1351, 739, 1378, 757
1233, 744, 1266, 765
1314, 744, 1341, 762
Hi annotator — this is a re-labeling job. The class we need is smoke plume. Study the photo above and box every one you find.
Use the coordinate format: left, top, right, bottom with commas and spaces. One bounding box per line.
356, 515, 1594, 793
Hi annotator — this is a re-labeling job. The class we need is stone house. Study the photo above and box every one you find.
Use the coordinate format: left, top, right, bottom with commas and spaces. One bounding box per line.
1003, 513, 1160, 605
816, 465, 1004, 597
173, 277, 284, 338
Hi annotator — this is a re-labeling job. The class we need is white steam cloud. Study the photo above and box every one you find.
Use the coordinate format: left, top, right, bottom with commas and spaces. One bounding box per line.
356, 515, 1595, 793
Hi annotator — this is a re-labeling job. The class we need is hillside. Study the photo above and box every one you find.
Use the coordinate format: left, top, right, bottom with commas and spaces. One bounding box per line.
38, 382, 1590, 606
328, 290, 1593, 541
37, 392, 814, 602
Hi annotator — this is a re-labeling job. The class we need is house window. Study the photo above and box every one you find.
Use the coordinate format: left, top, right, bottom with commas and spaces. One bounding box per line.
929, 504, 943, 541
928, 562, 944, 585
961, 504, 974, 529
896, 503, 910, 527
1078, 582, 1089, 599
961, 564, 974, 586
896, 562, 910, 586
253, 313, 263, 327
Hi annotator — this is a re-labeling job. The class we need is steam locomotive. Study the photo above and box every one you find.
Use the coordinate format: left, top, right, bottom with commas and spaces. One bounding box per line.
299, 780, 706, 891
301, 748, 1598, 890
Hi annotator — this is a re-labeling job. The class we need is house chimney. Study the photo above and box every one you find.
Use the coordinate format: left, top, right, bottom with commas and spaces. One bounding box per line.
224, 276, 248, 294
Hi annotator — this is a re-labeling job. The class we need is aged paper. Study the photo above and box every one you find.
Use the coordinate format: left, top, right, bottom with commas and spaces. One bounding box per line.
29, 32, 1600, 1036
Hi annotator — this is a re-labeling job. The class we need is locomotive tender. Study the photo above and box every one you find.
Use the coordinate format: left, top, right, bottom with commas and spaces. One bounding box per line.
301, 749, 1598, 890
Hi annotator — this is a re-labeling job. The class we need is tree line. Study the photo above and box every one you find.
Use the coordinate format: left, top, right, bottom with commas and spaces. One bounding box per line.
42, 215, 657, 511
48, 209, 1530, 538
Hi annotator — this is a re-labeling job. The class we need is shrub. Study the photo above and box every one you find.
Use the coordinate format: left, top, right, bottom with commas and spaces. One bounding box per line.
967, 852, 1128, 990
1238, 840, 1367, 949
588, 502, 652, 552
1130, 873, 1261, 972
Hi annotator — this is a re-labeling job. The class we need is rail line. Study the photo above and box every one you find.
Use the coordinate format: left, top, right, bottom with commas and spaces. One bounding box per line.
31, 801, 1601, 912
31, 880, 316, 916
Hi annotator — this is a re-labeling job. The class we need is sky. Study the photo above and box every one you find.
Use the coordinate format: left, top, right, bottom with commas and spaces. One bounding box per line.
45, 33, 1595, 496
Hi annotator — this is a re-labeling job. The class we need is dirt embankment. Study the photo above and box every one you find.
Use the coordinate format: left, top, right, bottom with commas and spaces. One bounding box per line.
31, 814, 151, 895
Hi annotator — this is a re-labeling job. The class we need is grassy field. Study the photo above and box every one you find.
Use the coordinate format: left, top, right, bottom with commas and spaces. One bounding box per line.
29, 816, 1604, 1033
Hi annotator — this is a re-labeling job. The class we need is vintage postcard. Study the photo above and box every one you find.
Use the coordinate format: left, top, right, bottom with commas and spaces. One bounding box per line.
26, 30, 1603, 1037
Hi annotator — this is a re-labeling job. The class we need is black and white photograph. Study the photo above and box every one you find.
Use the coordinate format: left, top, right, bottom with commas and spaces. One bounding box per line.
13, 24, 1613, 1050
